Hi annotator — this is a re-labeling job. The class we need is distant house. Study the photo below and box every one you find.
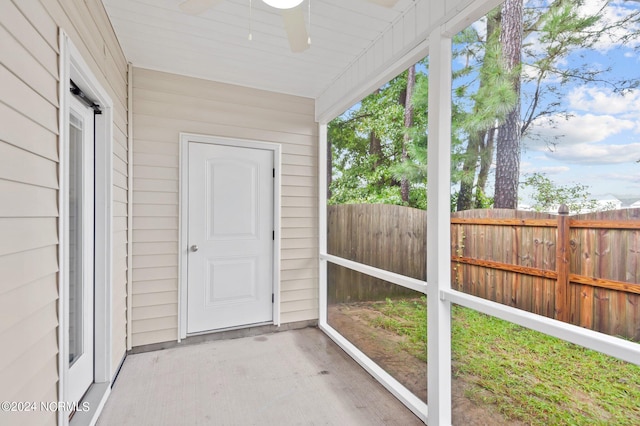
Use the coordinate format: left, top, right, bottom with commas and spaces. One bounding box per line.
595, 194, 623, 211
518, 203, 534, 211
622, 198, 640, 209
518, 196, 622, 215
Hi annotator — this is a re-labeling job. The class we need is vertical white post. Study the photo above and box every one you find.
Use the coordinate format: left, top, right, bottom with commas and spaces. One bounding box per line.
318, 123, 328, 326
427, 26, 453, 426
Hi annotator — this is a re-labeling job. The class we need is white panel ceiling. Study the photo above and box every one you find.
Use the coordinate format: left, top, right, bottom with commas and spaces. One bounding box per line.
102, 0, 418, 99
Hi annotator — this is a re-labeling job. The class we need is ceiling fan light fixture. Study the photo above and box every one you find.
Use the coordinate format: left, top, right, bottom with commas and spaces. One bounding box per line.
262, 0, 304, 9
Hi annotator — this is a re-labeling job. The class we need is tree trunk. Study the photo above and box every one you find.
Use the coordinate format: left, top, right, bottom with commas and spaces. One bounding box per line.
494, 0, 523, 209
368, 88, 383, 169
475, 125, 496, 208
456, 130, 482, 211
401, 65, 416, 203
369, 131, 382, 168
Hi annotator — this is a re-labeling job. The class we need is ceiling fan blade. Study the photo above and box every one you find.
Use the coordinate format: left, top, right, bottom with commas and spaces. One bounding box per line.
364, 0, 400, 7
179, 0, 224, 15
282, 6, 310, 53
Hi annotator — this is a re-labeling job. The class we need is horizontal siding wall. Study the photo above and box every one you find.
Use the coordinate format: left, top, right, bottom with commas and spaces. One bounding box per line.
131, 68, 318, 347
0, 1, 128, 423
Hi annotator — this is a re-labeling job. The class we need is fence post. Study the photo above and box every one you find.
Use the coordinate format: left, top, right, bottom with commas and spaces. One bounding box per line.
555, 204, 571, 322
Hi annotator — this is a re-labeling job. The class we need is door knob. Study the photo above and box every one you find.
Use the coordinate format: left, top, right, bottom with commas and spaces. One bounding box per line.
190, 245, 199, 252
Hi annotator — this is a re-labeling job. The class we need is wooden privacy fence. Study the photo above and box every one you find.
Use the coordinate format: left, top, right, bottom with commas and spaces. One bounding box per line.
327, 204, 640, 341
327, 204, 426, 303
452, 208, 640, 341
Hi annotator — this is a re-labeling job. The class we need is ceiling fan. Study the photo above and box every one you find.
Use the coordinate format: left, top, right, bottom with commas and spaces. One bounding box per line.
178, 0, 400, 53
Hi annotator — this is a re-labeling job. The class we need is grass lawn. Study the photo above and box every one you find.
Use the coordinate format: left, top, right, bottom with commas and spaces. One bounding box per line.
369, 297, 640, 425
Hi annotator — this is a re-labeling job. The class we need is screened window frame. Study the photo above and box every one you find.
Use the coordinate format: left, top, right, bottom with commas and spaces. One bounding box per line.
317, 1, 640, 424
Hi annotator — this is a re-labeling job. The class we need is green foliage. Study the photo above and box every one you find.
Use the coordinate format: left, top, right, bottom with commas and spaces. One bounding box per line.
330, 2, 639, 211
390, 130, 427, 184
520, 172, 614, 213
474, 187, 494, 209
328, 63, 431, 209
452, 190, 494, 212
458, 15, 518, 136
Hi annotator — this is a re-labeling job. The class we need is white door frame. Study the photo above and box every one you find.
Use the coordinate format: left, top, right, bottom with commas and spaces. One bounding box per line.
179, 133, 281, 339
58, 30, 113, 426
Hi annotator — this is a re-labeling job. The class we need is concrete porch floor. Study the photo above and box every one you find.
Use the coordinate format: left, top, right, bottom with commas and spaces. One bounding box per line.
97, 327, 423, 425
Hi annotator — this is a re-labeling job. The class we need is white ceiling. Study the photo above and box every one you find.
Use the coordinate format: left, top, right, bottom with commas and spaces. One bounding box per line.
102, 0, 418, 99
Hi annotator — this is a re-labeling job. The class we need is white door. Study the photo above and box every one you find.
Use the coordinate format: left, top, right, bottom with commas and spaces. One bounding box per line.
187, 142, 274, 333
66, 95, 94, 404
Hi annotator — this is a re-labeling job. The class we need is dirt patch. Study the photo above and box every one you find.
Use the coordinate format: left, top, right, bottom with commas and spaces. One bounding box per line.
329, 303, 525, 426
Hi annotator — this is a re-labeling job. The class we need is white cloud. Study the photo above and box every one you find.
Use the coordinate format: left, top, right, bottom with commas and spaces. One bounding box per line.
597, 172, 640, 184
546, 141, 640, 164
522, 109, 640, 164
524, 113, 637, 149
536, 166, 571, 174
471, 18, 486, 40
521, 63, 564, 84
520, 162, 570, 174
578, 0, 640, 52
567, 87, 640, 116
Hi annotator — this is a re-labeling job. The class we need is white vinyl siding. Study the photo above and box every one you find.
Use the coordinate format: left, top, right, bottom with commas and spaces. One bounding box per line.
0, 2, 128, 423
132, 67, 318, 346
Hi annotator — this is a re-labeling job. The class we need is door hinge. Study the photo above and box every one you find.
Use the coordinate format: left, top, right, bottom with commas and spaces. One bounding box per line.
273, 168, 275, 178
272, 293, 275, 303
272, 230, 275, 240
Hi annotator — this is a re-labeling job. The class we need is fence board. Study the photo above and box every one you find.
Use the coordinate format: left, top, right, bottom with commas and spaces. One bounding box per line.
327, 204, 426, 303
327, 204, 640, 341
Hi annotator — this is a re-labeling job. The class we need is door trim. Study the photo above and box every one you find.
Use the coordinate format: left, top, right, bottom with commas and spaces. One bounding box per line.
58, 30, 114, 426
179, 133, 282, 340
66, 94, 96, 404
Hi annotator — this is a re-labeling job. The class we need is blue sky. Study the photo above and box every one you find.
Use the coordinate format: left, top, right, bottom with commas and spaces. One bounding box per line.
457, 0, 640, 206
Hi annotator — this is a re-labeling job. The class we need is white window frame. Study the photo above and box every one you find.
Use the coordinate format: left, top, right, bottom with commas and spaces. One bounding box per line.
58, 30, 114, 426
318, 0, 640, 425
178, 133, 282, 340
